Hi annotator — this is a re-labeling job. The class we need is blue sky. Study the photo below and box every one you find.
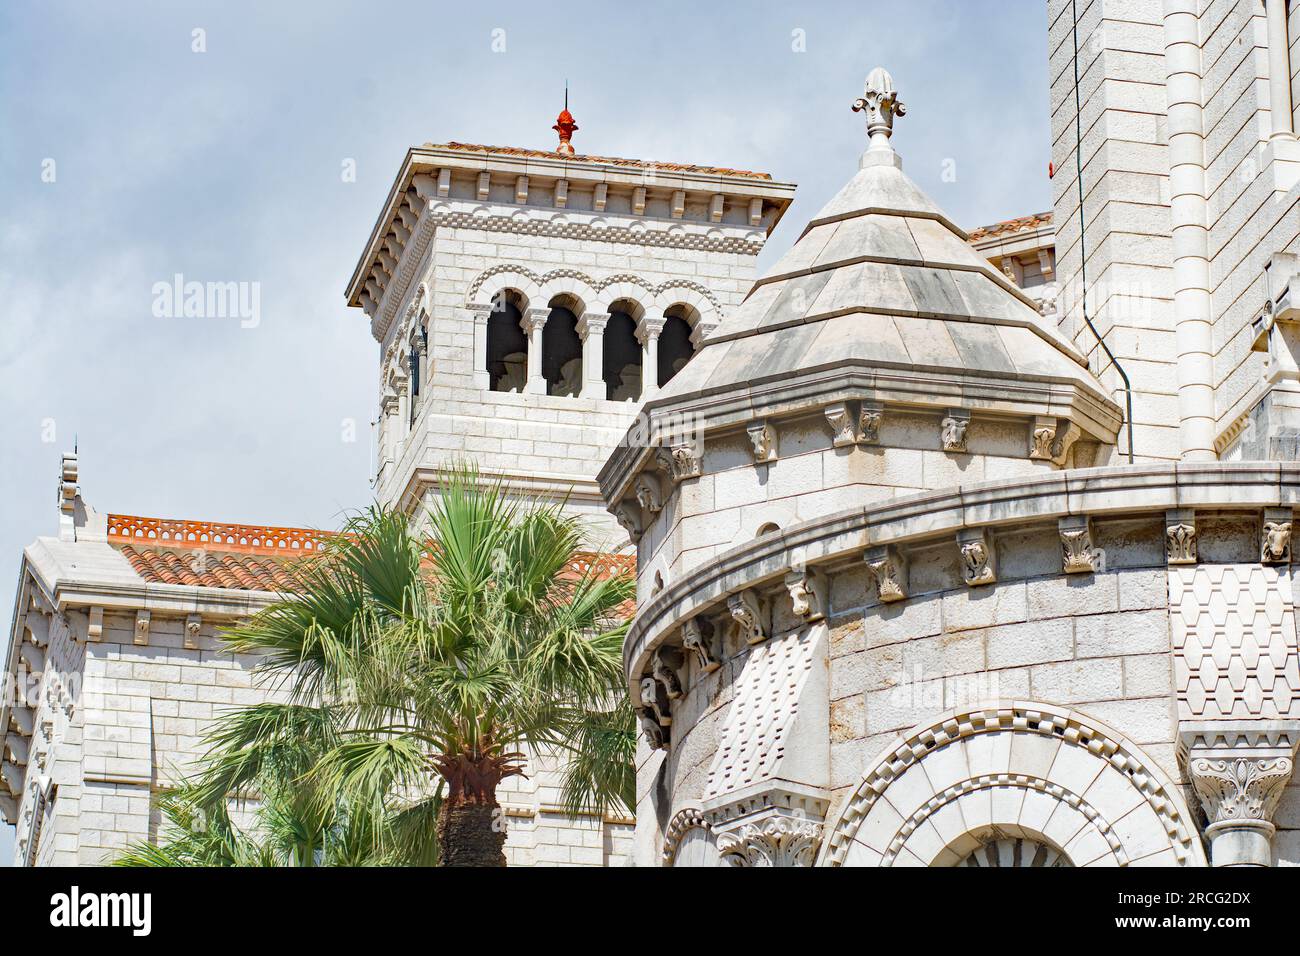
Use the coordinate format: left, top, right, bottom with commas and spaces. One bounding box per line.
0, 0, 1050, 858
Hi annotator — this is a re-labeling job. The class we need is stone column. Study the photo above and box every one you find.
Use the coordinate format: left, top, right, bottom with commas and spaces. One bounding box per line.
1181, 722, 1300, 866
522, 307, 549, 395
637, 316, 665, 400
468, 304, 492, 390
1267, 0, 1295, 141
379, 392, 398, 471
576, 312, 609, 400
410, 332, 428, 417
395, 378, 410, 438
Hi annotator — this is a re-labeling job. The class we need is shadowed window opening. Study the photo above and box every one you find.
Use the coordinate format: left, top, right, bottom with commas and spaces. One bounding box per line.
604, 307, 641, 401
487, 293, 528, 393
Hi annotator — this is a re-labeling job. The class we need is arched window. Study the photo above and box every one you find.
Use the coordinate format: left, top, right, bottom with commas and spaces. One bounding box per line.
543, 296, 583, 397
604, 301, 642, 401
486, 292, 528, 393
408, 339, 421, 425
658, 306, 696, 387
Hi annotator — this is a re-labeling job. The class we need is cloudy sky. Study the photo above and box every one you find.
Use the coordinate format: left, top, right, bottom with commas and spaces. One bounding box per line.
0, 0, 1049, 856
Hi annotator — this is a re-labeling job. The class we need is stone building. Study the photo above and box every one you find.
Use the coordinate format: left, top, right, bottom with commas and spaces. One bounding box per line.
606, 56, 1300, 868
0, 115, 794, 866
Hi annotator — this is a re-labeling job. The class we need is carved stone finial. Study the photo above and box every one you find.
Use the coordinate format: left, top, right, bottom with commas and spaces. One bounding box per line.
851, 67, 906, 156
553, 91, 579, 156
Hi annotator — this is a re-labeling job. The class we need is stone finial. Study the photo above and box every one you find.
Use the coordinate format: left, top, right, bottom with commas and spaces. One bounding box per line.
852, 67, 906, 166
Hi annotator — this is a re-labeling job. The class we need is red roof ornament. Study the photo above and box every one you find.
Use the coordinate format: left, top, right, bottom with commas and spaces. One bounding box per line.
553, 86, 578, 156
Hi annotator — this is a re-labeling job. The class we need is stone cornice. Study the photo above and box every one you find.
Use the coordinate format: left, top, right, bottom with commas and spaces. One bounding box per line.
598, 361, 1123, 506
622, 461, 1300, 688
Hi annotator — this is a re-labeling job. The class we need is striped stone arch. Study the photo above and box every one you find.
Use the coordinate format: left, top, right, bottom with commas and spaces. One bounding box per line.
820, 702, 1206, 868
653, 282, 722, 330
589, 276, 656, 318
464, 266, 544, 312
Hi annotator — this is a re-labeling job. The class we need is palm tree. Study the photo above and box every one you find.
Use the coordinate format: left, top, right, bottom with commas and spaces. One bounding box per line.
178, 467, 635, 867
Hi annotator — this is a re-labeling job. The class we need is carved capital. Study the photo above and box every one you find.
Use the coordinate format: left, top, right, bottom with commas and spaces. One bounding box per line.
521, 307, 549, 334
681, 617, 720, 673
957, 530, 996, 586
1188, 756, 1294, 826
1166, 509, 1197, 565
747, 420, 777, 462
728, 589, 769, 645
717, 818, 823, 867
656, 444, 702, 483
1058, 516, 1097, 574
941, 409, 970, 453
1261, 508, 1293, 565
865, 545, 908, 602
784, 568, 828, 622
575, 311, 610, 339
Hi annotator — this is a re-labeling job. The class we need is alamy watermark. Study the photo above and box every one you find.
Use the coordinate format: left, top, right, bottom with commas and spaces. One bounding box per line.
151, 274, 260, 328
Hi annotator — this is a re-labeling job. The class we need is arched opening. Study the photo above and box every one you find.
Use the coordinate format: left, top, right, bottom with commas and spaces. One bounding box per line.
408, 339, 421, 425
604, 300, 643, 401
543, 295, 583, 397
486, 291, 528, 393
947, 827, 1072, 868
658, 306, 696, 387
756, 522, 781, 538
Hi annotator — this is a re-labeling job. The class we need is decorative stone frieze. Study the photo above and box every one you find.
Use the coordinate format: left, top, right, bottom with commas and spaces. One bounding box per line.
1261, 508, 1293, 565
940, 409, 970, 453
864, 545, 908, 602
633, 473, 663, 514
957, 529, 996, 586
1166, 509, 1197, 565
747, 420, 777, 462
784, 569, 828, 622
718, 818, 823, 867
1058, 516, 1097, 574
652, 646, 684, 700
681, 617, 720, 673
858, 402, 883, 444
728, 589, 769, 645
1179, 722, 1300, 866
824, 403, 857, 447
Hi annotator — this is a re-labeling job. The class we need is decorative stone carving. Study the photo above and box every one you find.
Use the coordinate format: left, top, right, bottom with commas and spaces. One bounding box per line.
184, 613, 202, 650
1261, 508, 1292, 565
851, 66, 906, 143
864, 545, 908, 602
638, 708, 666, 750
633, 473, 663, 514
657, 444, 702, 483
663, 808, 711, 865
1029, 415, 1055, 461
1058, 516, 1097, 574
1189, 756, 1293, 824
941, 409, 970, 453
614, 500, 644, 542
784, 569, 828, 622
858, 402, 883, 444
652, 646, 684, 700
639, 676, 671, 750
728, 589, 768, 645
957, 530, 996, 586
824, 403, 857, 447
747, 420, 777, 462
1166, 509, 1197, 565
86, 606, 104, 642
133, 609, 150, 646
681, 617, 720, 673
1050, 421, 1081, 465
717, 818, 823, 867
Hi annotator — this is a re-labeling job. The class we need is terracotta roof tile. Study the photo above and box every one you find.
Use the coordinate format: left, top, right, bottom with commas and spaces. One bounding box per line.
967, 211, 1053, 242
425, 141, 774, 181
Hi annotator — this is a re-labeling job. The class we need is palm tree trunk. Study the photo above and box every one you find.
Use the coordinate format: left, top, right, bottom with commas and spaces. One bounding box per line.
436, 799, 506, 867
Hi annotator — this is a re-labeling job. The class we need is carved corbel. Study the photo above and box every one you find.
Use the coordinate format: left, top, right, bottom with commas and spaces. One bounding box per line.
1058, 515, 1098, 574
185, 613, 202, 650
957, 529, 996, 586
717, 818, 823, 867
1029, 415, 1056, 461
1166, 509, 1197, 566
656, 444, 702, 483
1050, 420, 1081, 465
728, 589, 769, 645
614, 500, 645, 543
941, 409, 970, 453
824, 403, 857, 447
865, 545, 908, 602
858, 402, 883, 445
87, 606, 104, 642
682, 617, 720, 673
134, 609, 151, 646
639, 675, 671, 750
1261, 508, 1293, 565
633, 472, 664, 515
652, 646, 684, 700
747, 420, 777, 463
784, 568, 828, 622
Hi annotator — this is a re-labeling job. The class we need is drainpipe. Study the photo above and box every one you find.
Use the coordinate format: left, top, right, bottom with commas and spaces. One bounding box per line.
1163, 0, 1216, 461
